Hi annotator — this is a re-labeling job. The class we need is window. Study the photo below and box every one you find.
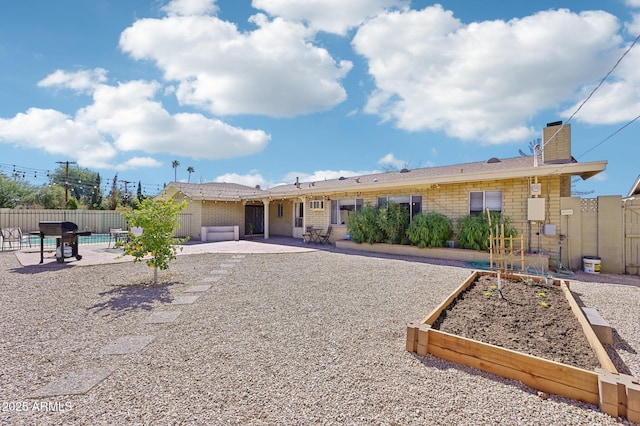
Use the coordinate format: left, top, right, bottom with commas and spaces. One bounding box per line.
277, 203, 284, 217
309, 200, 324, 210
469, 190, 502, 215
331, 198, 363, 225
377, 195, 422, 218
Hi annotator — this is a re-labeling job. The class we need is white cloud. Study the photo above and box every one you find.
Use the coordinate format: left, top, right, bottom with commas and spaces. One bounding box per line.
626, 0, 640, 8
377, 153, 406, 169
119, 11, 352, 117
37, 68, 108, 94
117, 157, 163, 171
561, 47, 640, 124
628, 13, 640, 36
353, 6, 624, 143
0, 75, 271, 169
252, 0, 407, 35
162, 0, 218, 16
214, 172, 266, 188
0, 108, 116, 168
76, 79, 271, 159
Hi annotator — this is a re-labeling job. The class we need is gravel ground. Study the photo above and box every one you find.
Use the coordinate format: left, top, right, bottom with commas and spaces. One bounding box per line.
0, 246, 639, 425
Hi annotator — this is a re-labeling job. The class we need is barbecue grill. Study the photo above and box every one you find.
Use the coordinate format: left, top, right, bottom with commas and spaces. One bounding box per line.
38, 221, 91, 264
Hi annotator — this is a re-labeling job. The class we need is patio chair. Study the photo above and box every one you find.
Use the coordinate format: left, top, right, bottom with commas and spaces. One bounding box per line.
318, 226, 332, 245
302, 226, 313, 243
1, 227, 24, 251
108, 228, 129, 248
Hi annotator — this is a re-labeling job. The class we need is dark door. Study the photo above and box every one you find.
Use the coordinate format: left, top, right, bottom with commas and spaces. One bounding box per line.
245, 205, 264, 235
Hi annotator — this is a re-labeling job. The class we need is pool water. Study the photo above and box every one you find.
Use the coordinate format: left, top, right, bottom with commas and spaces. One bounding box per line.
27, 233, 114, 247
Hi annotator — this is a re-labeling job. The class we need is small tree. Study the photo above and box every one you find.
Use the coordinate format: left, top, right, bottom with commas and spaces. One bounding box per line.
120, 198, 189, 284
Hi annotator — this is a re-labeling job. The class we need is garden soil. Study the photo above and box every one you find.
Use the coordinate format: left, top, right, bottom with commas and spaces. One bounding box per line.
432, 275, 600, 370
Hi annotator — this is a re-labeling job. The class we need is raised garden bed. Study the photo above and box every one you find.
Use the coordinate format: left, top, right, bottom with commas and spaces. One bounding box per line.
406, 270, 640, 422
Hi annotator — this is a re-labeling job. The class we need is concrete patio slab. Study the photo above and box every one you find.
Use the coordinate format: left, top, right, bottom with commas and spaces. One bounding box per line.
185, 284, 212, 293
170, 295, 200, 305
100, 335, 155, 355
142, 310, 181, 324
31, 368, 113, 398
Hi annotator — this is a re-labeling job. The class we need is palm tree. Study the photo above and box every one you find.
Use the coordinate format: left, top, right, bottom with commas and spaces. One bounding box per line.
171, 160, 180, 182
187, 166, 195, 183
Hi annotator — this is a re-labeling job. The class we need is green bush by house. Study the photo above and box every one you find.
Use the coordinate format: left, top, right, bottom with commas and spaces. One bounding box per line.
406, 212, 452, 248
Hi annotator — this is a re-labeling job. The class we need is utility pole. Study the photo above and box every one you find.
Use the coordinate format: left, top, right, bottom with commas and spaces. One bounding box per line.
56, 161, 77, 203
122, 180, 132, 204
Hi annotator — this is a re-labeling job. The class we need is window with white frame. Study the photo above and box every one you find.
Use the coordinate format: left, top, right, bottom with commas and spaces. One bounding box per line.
309, 200, 324, 210
377, 195, 422, 218
331, 198, 363, 225
469, 190, 502, 215
277, 203, 284, 217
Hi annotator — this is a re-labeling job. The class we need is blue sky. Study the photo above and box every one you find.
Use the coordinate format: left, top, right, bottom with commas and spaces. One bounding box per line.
1, 0, 639, 197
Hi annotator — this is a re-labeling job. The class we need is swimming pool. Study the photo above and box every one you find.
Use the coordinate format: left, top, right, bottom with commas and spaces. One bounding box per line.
26, 233, 114, 247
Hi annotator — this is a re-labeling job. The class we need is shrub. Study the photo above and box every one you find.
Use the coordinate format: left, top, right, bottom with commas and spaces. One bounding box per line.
377, 201, 410, 244
407, 211, 452, 248
456, 212, 517, 251
347, 204, 382, 244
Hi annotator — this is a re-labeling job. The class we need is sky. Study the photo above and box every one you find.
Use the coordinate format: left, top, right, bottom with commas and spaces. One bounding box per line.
1, 0, 639, 198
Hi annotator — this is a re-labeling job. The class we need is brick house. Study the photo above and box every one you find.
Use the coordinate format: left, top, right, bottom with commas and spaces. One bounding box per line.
158, 122, 608, 267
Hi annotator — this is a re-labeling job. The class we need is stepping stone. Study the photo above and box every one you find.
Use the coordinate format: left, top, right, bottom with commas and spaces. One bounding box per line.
226, 258, 243, 262
100, 335, 155, 355
170, 295, 200, 305
210, 269, 229, 275
185, 284, 212, 293
32, 368, 113, 398
219, 263, 236, 268
142, 310, 181, 324
200, 276, 221, 283
231, 255, 245, 259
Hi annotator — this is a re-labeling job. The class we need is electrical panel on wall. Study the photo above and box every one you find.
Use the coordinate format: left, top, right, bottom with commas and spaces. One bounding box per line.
530, 183, 542, 196
527, 198, 545, 221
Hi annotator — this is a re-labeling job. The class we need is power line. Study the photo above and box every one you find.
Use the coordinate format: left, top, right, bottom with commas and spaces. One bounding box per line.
543, 31, 640, 149
0, 161, 163, 196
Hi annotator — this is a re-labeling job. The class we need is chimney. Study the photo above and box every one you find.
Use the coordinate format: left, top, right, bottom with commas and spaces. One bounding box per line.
542, 121, 572, 164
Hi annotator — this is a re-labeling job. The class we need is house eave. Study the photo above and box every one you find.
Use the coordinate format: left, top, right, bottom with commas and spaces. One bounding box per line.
265, 161, 608, 198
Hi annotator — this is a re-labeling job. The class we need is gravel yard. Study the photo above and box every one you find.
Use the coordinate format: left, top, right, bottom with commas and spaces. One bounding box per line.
0, 245, 639, 425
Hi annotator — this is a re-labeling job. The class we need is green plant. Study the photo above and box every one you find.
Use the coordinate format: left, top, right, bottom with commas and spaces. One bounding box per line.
406, 211, 452, 248
377, 201, 410, 244
120, 198, 189, 283
347, 204, 383, 244
455, 212, 517, 251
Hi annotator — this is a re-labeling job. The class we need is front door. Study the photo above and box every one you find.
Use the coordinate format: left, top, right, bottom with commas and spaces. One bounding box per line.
245, 205, 264, 235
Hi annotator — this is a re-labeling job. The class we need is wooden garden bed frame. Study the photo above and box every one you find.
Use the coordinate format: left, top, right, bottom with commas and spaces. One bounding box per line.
406, 270, 640, 422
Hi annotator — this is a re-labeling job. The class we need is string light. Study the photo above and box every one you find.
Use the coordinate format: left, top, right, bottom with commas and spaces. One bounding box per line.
0, 161, 163, 196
